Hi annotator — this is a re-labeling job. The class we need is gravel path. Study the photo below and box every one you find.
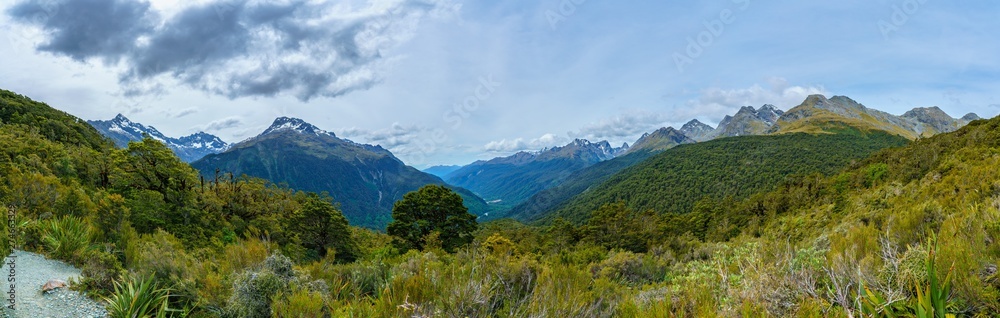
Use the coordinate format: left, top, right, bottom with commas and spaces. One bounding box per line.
1, 250, 107, 318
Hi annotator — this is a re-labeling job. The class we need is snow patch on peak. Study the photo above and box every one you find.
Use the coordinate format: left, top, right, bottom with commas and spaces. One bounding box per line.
261, 117, 334, 137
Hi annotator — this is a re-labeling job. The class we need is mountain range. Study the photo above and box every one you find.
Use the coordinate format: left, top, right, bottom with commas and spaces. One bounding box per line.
493, 94, 980, 223
88, 114, 229, 162
83, 94, 983, 228
443, 139, 629, 213
190, 117, 487, 229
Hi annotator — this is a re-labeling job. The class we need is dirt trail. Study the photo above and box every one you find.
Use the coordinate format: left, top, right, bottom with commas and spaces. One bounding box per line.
1, 250, 107, 318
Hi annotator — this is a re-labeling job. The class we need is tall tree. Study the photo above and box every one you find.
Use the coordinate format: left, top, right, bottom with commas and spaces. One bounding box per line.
387, 185, 478, 252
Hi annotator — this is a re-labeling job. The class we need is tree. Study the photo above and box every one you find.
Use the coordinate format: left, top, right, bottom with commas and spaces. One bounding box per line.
387, 185, 477, 252
581, 202, 655, 253
290, 192, 357, 262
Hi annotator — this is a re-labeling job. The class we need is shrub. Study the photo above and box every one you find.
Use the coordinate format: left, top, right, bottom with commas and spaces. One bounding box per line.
591, 250, 672, 286
226, 266, 286, 318
104, 275, 182, 318
225, 253, 312, 318
271, 289, 328, 317
128, 230, 202, 308
40, 215, 92, 264
75, 248, 125, 298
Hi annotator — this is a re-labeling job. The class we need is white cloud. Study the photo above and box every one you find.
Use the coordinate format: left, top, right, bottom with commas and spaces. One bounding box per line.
692, 77, 828, 116
574, 110, 671, 141
339, 122, 425, 150
566, 78, 828, 148
483, 133, 568, 153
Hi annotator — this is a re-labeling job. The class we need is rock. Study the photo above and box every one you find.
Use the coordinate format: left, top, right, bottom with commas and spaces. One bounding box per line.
42, 279, 68, 293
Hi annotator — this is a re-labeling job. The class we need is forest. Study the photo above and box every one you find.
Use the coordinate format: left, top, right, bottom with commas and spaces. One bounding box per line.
2, 89, 999, 317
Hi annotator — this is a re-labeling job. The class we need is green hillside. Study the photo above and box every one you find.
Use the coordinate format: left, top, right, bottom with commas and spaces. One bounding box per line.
0, 89, 111, 150
548, 125, 910, 224
506, 149, 661, 222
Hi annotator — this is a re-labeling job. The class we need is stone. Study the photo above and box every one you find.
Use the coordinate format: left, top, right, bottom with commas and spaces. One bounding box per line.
41, 279, 67, 293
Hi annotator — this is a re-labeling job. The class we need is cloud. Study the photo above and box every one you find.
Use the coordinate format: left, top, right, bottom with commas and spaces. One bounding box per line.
340, 122, 425, 149
6, 0, 156, 63
693, 77, 827, 113
6, 0, 457, 101
483, 133, 568, 153
571, 78, 828, 144
167, 107, 198, 118
574, 110, 671, 141
201, 116, 243, 131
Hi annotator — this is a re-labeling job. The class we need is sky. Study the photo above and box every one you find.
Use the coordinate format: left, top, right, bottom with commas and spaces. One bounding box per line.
1, 0, 998, 168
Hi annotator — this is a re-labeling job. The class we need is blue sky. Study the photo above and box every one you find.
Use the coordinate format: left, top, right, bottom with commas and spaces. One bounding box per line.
1, 0, 998, 167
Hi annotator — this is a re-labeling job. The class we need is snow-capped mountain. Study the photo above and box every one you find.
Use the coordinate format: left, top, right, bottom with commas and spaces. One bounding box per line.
258, 116, 334, 137
87, 114, 229, 162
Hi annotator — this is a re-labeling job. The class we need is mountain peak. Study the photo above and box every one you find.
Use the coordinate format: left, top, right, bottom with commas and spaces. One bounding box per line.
627, 126, 695, 153
902, 106, 950, 118
682, 119, 706, 127
88, 115, 229, 162
736, 106, 757, 115
261, 117, 333, 137
680, 119, 715, 142
654, 126, 679, 134
113, 113, 131, 123
571, 138, 592, 147
962, 113, 981, 121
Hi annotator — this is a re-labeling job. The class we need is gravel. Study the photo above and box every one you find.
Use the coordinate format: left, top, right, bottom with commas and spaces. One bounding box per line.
1, 250, 107, 318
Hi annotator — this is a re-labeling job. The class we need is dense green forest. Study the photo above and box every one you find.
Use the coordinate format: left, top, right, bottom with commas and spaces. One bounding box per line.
2, 89, 998, 317
549, 126, 910, 224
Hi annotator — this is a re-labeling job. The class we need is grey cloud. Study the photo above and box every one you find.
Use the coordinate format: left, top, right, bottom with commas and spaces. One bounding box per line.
203, 116, 243, 131
7, 0, 456, 101
6, 0, 155, 63
168, 108, 198, 118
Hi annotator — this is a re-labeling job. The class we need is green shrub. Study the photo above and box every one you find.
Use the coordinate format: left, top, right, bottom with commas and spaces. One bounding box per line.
271, 289, 328, 317
591, 250, 672, 286
104, 275, 182, 318
226, 266, 286, 318
40, 215, 92, 264
225, 253, 315, 318
75, 248, 125, 297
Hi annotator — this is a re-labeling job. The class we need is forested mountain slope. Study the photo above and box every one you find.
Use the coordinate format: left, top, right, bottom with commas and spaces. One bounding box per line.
547, 125, 910, 223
